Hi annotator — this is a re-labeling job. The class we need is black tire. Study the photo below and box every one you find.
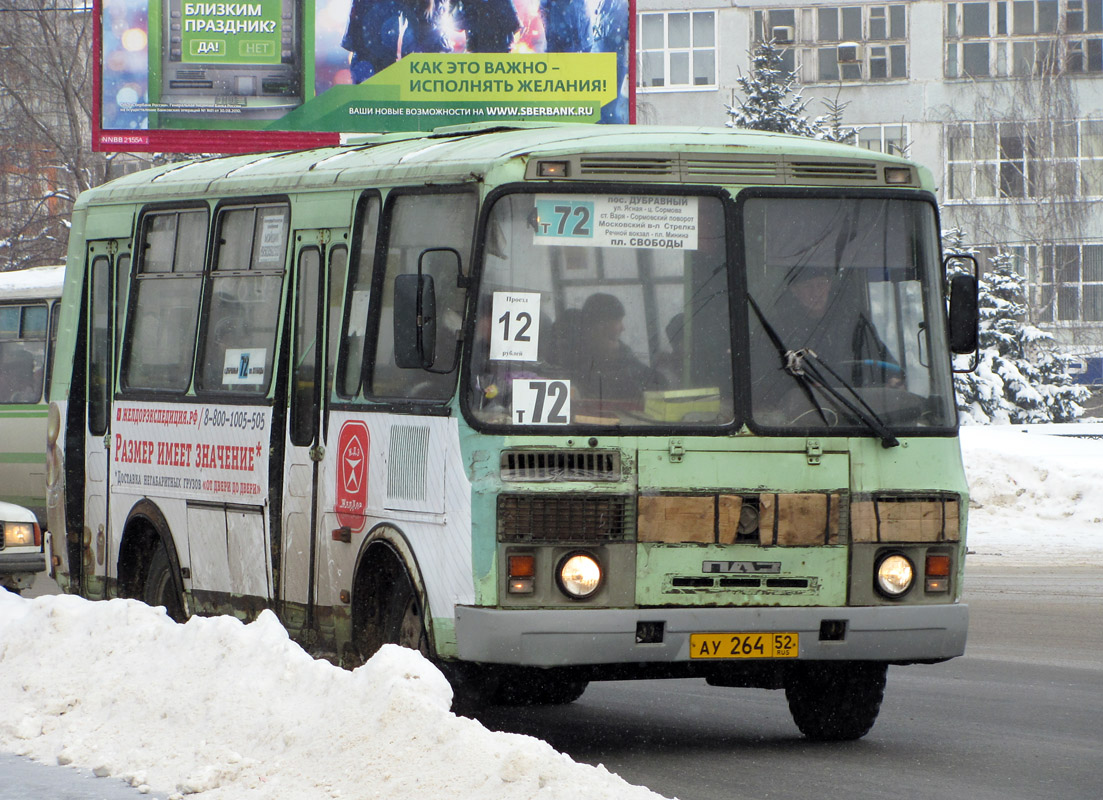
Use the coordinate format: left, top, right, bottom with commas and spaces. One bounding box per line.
388, 585, 429, 657
143, 543, 186, 622
785, 661, 887, 741
492, 669, 589, 707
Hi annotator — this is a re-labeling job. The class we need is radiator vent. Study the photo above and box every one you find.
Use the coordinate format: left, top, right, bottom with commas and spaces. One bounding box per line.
529, 152, 889, 186
683, 156, 782, 183
500, 450, 620, 482
790, 160, 879, 182
387, 425, 430, 501
497, 494, 631, 542
579, 155, 677, 179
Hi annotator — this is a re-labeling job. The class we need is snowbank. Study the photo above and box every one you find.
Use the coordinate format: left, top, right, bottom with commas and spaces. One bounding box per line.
961, 425, 1103, 564
0, 591, 666, 800
2, 425, 1100, 798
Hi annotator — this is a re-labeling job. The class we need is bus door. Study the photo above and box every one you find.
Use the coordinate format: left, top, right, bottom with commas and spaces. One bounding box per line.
82, 238, 130, 599
280, 229, 347, 640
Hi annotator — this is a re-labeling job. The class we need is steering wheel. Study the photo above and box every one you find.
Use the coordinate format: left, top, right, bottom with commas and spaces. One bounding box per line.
834, 359, 905, 385
789, 404, 840, 427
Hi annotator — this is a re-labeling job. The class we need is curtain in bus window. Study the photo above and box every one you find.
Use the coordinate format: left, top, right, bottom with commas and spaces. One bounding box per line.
338, 195, 380, 397
198, 205, 288, 394
368, 191, 476, 401
125, 211, 208, 391
0, 303, 48, 404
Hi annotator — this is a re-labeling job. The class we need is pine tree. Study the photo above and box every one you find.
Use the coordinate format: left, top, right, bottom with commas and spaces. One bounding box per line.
944, 230, 1089, 423
816, 95, 861, 146
725, 40, 821, 136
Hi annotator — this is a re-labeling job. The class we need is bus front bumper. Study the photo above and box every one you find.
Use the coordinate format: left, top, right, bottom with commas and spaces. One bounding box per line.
454, 603, 968, 666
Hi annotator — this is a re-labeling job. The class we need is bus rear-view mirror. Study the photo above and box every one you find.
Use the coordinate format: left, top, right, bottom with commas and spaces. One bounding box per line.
947, 272, 979, 355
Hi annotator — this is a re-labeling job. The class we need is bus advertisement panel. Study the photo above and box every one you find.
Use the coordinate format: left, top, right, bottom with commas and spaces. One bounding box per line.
94, 0, 634, 153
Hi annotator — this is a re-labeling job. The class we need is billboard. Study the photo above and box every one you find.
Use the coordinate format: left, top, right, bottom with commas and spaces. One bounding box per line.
95, 0, 635, 153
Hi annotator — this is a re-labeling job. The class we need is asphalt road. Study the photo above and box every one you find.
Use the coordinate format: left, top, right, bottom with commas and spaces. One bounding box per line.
5, 563, 1101, 799
474, 562, 1103, 800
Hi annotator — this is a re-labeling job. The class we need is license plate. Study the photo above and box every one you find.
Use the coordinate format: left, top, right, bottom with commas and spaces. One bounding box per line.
689, 632, 800, 659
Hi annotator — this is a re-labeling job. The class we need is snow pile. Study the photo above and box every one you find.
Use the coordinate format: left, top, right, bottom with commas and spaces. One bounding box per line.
0, 592, 666, 800
962, 425, 1103, 564
2, 426, 1100, 798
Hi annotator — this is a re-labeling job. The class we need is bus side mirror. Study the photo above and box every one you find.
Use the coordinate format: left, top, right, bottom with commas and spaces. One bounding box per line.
394, 273, 437, 369
947, 272, 979, 355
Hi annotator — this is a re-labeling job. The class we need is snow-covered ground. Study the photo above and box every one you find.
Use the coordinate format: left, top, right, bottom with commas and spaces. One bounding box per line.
1, 425, 1100, 800
961, 424, 1103, 564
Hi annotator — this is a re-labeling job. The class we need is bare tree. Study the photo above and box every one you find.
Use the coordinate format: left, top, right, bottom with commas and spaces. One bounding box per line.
939, 30, 1091, 331
0, 1, 105, 271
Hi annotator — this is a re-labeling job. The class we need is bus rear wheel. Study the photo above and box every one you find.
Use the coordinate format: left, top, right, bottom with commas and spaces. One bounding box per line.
784, 661, 887, 741
143, 542, 186, 623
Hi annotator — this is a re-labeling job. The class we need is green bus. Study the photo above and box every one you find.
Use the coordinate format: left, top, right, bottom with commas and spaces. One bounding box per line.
47, 123, 978, 740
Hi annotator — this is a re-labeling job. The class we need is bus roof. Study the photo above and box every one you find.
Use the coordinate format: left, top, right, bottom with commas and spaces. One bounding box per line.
74, 124, 924, 208
0, 265, 65, 300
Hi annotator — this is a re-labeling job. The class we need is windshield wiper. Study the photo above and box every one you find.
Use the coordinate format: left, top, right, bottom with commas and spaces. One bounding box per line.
748, 295, 899, 449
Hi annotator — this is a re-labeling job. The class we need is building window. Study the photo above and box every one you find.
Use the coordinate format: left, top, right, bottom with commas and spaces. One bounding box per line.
944, 120, 1103, 201
945, 0, 1103, 78
975, 243, 1103, 323
752, 4, 908, 82
638, 11, 717, 90
858, 124, 909, 156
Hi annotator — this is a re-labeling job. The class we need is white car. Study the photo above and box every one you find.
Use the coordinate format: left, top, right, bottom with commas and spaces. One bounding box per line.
0, 500, 45, 594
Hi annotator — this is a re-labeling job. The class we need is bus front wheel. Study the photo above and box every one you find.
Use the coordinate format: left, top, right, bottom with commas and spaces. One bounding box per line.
492, 669, 588, 706
391, 588, 429, 658
143, 542, 186, 623
784, 661, 887, 741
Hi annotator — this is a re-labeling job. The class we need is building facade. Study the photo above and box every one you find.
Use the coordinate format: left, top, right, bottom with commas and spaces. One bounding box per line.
636, 0, 1103, 375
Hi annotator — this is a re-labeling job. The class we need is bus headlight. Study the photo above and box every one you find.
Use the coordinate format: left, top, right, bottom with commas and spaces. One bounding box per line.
556, 552, 602, 599
875, 553, 915, 598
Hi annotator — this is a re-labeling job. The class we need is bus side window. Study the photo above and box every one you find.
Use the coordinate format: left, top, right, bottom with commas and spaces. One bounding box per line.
123, 209, 208, 392
338, 194, 381, 398
368, 191, 476, 401
197, 204, 288, 395
0, 304, 48, 404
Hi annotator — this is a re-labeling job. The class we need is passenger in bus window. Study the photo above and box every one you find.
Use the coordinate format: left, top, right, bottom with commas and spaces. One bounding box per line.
654, 312, 686, 387
0, 347, 41, 404
565, 293, 665, 400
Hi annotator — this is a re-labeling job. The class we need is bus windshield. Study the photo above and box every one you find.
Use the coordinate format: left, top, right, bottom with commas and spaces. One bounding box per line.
467, 191, 735, 429
744, 193, 956, 432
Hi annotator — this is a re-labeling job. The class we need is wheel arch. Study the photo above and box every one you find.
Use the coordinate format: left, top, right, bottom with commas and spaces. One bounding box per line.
350, 523, 435, 661
117, 499, 186, 614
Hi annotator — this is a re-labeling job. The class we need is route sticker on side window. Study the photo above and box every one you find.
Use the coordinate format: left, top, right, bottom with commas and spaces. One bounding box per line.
512, 379, 571, 425
222, 348, 267, 385
533, 195, 699, 251
490, 291, 541, 362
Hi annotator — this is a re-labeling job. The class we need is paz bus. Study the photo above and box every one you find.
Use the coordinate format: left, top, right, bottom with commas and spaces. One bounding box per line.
47, 123, 979, 740
1, 264, 64, 525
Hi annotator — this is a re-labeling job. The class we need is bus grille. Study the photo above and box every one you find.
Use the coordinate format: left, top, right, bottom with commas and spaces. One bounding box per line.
500, 450, 620, 482
497, 494, 631, 541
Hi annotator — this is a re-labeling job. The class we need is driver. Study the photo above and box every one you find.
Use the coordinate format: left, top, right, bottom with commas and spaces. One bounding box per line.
775, 266, 902, 387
